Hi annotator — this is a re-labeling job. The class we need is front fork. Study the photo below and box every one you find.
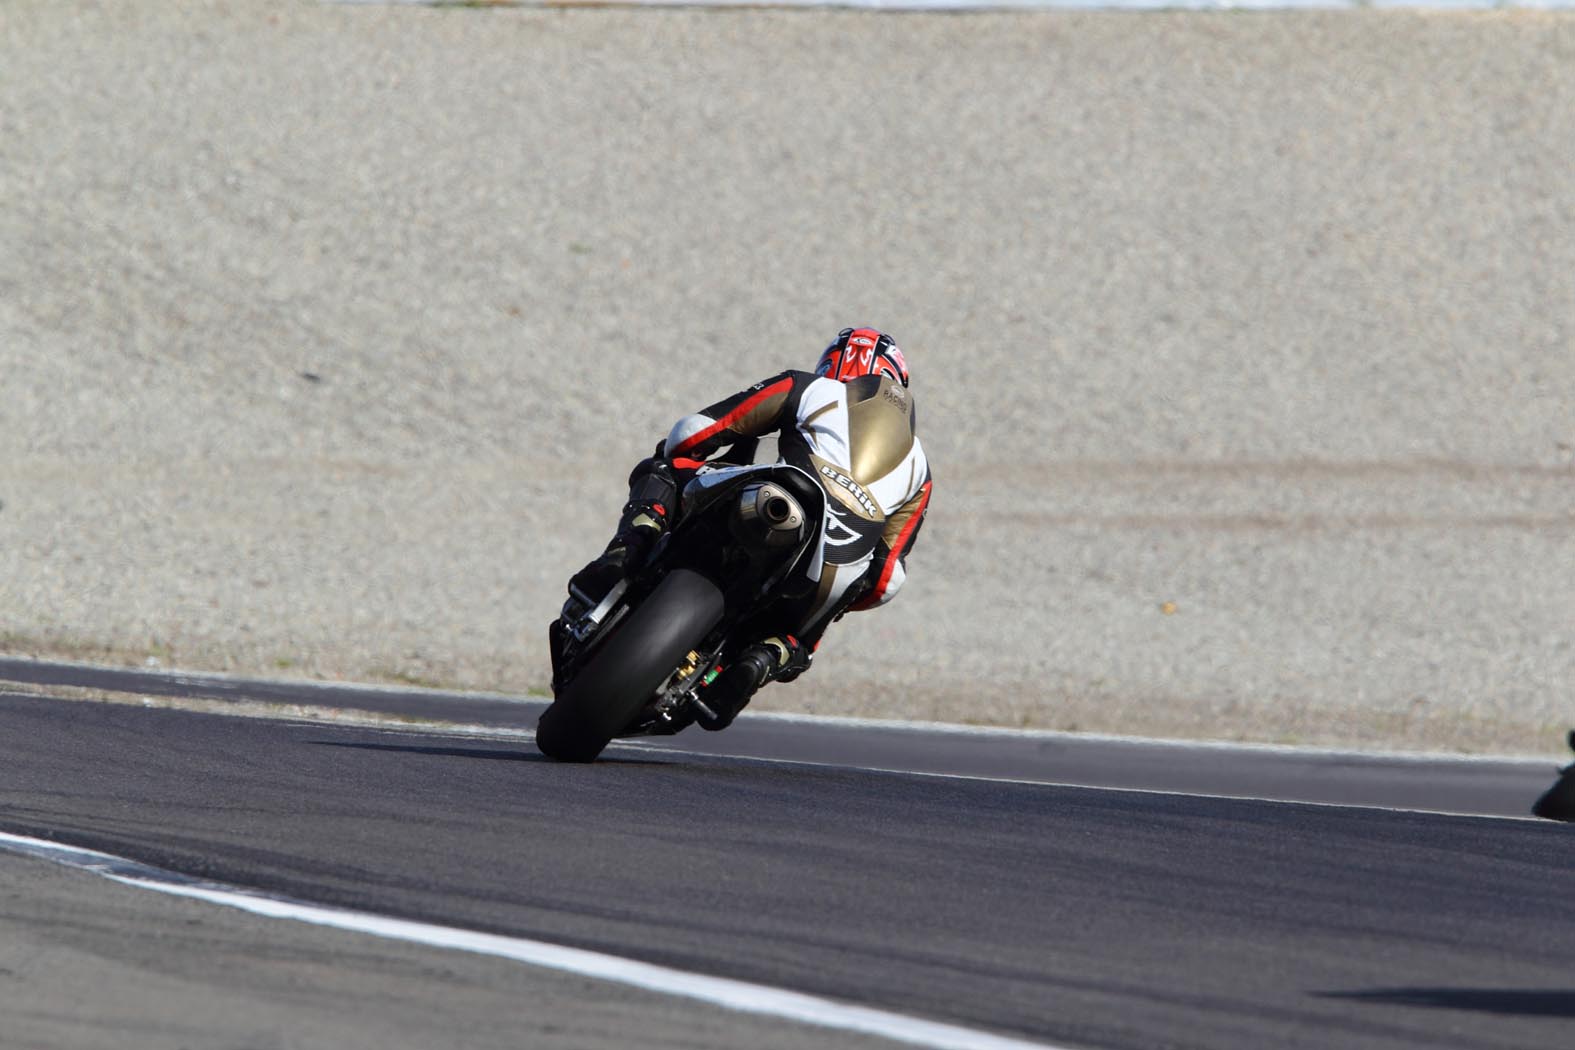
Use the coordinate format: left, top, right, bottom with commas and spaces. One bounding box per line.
549, 579, 630, 696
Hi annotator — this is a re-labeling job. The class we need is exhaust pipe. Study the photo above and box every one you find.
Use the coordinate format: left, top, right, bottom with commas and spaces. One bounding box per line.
733, 483, 805, 548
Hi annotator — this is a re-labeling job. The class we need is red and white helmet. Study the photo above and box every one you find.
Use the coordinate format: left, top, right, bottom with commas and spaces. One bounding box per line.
815, 327, 909, 388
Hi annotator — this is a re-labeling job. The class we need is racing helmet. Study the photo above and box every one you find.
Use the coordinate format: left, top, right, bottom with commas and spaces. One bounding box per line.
815, 327, 909, 388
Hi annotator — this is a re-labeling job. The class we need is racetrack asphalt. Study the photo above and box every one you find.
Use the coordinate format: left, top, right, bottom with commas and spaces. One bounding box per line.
3, 689, 1574, 1050
0, 657, 1559, 819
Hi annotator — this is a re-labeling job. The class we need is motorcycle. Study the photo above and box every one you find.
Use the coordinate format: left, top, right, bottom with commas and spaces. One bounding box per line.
537, 460, 832, 762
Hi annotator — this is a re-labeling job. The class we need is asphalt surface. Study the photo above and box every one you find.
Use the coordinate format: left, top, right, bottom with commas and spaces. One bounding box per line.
0, 846, 872, 1050
3, 689, 1574, 1049
0, 658, 1559, 819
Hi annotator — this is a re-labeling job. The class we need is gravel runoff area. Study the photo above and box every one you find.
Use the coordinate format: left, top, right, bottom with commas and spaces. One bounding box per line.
2, 2, 1572, 754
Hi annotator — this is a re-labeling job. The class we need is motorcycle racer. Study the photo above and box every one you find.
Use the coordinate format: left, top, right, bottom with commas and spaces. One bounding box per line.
561, 327, 932, 729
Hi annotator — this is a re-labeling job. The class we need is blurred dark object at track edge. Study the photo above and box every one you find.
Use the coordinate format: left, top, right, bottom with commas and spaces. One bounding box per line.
1530, 730, 1575, 822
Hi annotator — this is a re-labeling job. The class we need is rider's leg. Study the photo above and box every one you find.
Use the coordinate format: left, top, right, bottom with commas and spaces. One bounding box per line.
694, 558, 875, 730
695, 633, 814, 731
566, 454, 680, 603
695, 545, 884, 730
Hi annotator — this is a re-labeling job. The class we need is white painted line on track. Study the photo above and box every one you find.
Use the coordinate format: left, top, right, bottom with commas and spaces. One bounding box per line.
305, 710, 1550, 770
0, 654, 533, 705
743, 711, 1562, 766
0, 831, 1072, 1050
281, 722, 1546, 823
607, 740, 1549, 822
9, 655, 1560, 764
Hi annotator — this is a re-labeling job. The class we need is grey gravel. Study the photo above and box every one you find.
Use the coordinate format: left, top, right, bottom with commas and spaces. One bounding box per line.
2, 2, 1572, 753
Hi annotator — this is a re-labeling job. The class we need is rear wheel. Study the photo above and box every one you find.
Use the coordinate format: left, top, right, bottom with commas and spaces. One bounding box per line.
536, 568, 725, 762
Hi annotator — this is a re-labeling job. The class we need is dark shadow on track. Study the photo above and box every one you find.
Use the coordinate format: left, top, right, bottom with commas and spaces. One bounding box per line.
1318, 988, 1575, 1018
308, 740, 670, 766
312, 741, 543, 762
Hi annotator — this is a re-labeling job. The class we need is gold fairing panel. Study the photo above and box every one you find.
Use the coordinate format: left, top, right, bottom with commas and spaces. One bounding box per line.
844, 375, 916, 488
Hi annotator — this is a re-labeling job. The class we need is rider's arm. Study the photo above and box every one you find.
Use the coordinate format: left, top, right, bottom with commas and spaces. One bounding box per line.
664, 371, 812, 463
848, 469, 932, 612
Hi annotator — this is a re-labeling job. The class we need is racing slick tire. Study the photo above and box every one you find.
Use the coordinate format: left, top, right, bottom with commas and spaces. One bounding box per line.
535, 568, 725, 762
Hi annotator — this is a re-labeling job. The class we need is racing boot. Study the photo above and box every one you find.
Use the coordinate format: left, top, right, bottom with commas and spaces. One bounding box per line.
566, 455, 680, 605
697, 635, 811, 731
565, 502, 667, 606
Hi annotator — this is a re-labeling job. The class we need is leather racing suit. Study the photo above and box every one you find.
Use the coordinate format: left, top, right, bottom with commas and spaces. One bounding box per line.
662, 368, 932, 647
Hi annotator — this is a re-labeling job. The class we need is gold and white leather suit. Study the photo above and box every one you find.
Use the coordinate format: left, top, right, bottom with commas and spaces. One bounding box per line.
665, 369, 932, 645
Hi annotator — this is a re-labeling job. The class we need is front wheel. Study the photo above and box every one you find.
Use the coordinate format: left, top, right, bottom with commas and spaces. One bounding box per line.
536, 568, 725, 762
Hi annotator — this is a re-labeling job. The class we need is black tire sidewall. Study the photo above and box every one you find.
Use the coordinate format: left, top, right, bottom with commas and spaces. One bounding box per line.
536, 568, 725, 761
